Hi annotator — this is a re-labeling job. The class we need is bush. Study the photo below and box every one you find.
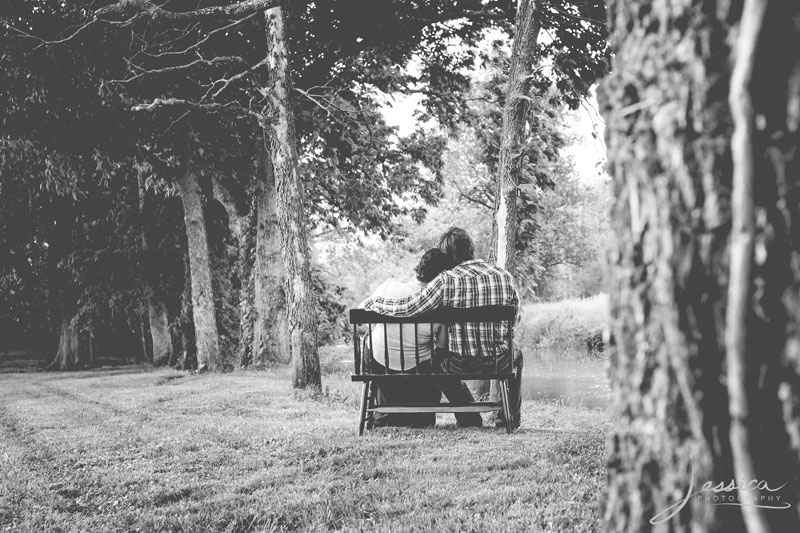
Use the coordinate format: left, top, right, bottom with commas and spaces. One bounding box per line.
519, 293, 609, 351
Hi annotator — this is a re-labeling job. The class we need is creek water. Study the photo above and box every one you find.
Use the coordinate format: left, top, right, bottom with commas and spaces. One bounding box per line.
520, 348, 609, 409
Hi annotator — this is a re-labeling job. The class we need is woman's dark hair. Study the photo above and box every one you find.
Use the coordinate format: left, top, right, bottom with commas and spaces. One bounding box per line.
437, 226, 475, 265
415, 248, 454, 283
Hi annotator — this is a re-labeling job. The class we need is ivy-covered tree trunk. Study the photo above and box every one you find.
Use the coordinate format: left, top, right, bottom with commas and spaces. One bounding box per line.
252, 138, 290, 366
260, 6, 321, 389
491, 0, 541, 273
177, 167, 221, 371
600, 0, 800, 531
237, 194, 256, 367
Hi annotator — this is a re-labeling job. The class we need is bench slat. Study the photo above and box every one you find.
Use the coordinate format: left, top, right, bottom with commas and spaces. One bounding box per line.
352, 373, 515, 382
350, 305, 515, 324
369, 402, 503, 414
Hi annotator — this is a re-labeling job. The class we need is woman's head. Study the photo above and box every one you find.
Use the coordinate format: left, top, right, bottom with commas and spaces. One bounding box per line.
415, 248, 454, 283
437, 226, 475, 265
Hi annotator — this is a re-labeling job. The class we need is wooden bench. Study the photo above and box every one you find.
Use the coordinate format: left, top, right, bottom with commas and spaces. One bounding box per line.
349, 305, 517, 435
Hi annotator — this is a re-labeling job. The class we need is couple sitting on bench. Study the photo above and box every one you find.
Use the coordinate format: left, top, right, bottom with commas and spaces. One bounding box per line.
359, 227, 523, 429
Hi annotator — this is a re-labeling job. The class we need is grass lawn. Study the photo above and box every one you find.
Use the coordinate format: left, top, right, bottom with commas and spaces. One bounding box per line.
0, 348, 610, 532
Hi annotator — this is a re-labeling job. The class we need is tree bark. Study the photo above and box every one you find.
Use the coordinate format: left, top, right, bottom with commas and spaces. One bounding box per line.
600, 0, 800, 531
252, 138, 291, 366
138, 309, 151, 362
237, 194, 257, 367
490, 0, 541, 273
176, 167, 221, 371
54, 314, 82, 370
146, 299, 172, 365
259, 6, 321, 389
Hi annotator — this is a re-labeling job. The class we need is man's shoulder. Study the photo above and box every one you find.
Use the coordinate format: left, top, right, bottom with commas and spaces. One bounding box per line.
452, 259, 512, 278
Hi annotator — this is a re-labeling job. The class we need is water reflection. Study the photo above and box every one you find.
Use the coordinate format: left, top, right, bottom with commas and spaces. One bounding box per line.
521, 348, 609, 409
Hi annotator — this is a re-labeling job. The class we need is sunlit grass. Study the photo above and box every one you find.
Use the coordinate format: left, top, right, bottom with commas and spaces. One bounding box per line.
0, 364, 609, 532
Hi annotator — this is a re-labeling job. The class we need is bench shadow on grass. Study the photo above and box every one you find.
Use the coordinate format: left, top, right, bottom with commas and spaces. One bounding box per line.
366, 425, 590, 437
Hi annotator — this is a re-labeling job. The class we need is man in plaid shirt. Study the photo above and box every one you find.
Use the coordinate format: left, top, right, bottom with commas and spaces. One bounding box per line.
362, 227, 523, 429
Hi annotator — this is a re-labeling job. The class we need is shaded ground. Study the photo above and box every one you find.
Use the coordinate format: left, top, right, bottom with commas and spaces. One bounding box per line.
0, 361, 609, 532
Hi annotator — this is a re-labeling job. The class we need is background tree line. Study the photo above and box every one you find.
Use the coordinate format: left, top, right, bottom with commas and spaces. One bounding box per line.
0, 0, 608, 384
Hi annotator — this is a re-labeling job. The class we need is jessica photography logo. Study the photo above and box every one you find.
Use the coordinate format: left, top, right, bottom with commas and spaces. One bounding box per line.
650, 465, 790, 525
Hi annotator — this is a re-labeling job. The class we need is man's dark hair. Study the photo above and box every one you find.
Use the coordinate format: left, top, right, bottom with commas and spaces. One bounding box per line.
415, 248, 454, 283
437, 226, 475, 265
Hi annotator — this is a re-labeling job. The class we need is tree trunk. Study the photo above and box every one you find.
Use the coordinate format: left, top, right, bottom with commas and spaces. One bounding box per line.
600, 1, 800, 531
87, 329, 96, 367
260, 6, 321, 389
252, 138, 291, 366
174, 254, 196, 369
176, 167, 221, 371
485, 0, 541, 409
54, 314, 82, 370
138, 309, 151, 363
238, 194, 257, 367
211, 175, 249, 364
146, 300, 172, 365
137, 170, 173, 366
490, 0, 541, 273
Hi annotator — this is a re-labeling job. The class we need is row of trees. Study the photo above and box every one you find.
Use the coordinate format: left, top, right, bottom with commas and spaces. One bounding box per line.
1, 1, 608, 386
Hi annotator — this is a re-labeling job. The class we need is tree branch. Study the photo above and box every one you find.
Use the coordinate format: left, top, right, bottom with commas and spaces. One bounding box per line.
143, 11, 262, 59
411, 9, 510, 24
131, 97, 265, 122
545, 5, 605, 27
94, 0, 286, 23
208, 56, 270, 100
109, 55, 246, 84
455, 183, 494, 210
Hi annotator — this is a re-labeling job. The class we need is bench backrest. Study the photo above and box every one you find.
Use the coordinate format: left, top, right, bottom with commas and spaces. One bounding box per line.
349, 305, 516, 375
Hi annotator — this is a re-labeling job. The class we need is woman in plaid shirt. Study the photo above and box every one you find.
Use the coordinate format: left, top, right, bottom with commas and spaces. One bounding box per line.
362, 227, 523, 429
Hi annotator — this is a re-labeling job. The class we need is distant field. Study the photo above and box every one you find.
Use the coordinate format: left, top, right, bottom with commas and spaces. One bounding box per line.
0, 353, 609, 532
520, 294, 609, 352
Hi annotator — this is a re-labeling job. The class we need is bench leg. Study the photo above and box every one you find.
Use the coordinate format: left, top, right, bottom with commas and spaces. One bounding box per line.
366, 382, 376, 430
499, 379, 513, 434
358, 381, 370, 436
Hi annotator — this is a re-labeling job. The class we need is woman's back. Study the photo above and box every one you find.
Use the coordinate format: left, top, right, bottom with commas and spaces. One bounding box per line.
367, 278, 442, 371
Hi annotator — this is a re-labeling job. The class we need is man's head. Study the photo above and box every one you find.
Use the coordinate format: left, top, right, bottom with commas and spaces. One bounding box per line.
415, 248, 454, 283
437, 227, 475, 265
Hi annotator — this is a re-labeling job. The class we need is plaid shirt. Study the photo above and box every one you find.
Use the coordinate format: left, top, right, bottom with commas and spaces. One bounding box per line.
363, 260, 520, 369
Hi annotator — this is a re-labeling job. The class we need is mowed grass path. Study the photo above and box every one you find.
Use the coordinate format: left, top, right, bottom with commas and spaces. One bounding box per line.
0, 363, 609, 532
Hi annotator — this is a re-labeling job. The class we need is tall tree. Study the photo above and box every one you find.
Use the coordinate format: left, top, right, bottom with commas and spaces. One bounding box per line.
251, 134, 290, 366
176, 164, 222, 371
492, 0, 541, 273
489, 0, 608, 271
261, 6, 320, 388
600, 0, 800, 531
